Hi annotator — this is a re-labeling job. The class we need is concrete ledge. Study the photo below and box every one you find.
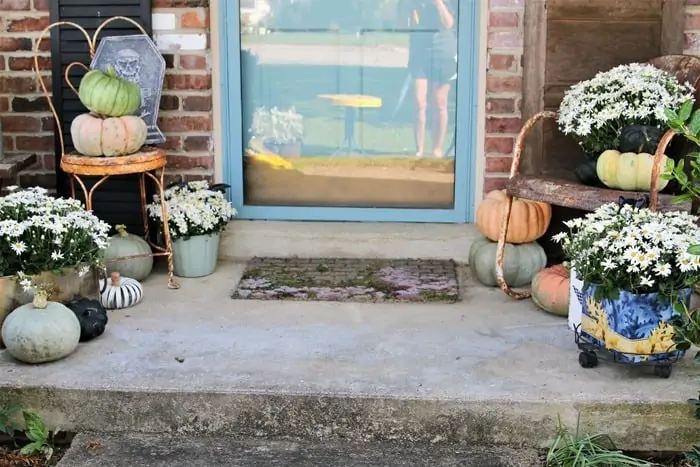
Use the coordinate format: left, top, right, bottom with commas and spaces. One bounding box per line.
0, 387, 697, 452
220, 220, 481, 262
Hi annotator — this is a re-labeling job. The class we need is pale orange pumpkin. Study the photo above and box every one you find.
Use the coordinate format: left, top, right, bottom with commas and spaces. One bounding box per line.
71, 113, 147, 157
531, 264, 570, 317
475, 190, 552, 244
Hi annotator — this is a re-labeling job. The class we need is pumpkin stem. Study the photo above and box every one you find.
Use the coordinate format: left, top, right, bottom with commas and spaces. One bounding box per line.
32, 290, 48, 310
111, 272, 121, 287
106, 64, 117, 79
115, 224, 129, 237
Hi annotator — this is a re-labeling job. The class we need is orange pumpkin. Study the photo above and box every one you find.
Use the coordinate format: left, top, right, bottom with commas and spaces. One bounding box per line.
531, 264, 570, 317
475, 190, 552, 244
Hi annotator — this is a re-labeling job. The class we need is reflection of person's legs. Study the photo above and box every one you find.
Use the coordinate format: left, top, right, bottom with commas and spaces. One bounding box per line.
413, 78, 428, 156
430, 82, 451, 158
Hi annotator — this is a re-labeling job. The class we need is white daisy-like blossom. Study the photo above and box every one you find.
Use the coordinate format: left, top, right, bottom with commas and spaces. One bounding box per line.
553, 203, 700, 297
146, 180, 237, 241
0, 187, 111, 278
557, 63, 695, 154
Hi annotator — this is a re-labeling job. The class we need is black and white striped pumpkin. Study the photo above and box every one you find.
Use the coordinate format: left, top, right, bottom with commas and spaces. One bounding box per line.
99, 272, 143, 310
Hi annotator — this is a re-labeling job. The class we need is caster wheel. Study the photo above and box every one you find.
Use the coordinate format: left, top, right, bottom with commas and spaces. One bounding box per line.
653, 365, 672, 379
578, 351, 598, 369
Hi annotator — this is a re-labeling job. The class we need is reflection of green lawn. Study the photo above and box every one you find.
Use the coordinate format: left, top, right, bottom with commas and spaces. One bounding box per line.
291, 156, 452, 169
241, 32, 409, 47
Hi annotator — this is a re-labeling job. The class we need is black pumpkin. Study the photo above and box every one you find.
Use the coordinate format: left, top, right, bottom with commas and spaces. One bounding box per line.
66, 298, 108, 342
619, 124, 662, 154
574, 160, 600, 186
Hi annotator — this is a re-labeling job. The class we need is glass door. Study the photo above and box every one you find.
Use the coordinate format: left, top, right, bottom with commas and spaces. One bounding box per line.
220, 0, 481, 222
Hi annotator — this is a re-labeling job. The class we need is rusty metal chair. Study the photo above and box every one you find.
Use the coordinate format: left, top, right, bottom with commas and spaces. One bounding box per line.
494, 55, 700, 300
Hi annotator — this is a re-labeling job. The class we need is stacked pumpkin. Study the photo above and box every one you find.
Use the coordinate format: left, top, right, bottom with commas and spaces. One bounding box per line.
470, 190, 550, 289
71, 65, 148, 157
576, 125, 673, 191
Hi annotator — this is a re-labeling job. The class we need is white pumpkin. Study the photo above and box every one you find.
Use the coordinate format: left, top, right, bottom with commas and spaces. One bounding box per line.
104, 224, 154, 281
1, 292, 81, 364
99, 272, 143, 310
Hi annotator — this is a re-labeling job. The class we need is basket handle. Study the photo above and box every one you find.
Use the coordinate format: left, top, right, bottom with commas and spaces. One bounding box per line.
64, 62, 90, 98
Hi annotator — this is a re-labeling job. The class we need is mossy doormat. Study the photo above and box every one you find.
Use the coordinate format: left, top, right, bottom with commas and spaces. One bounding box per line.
232, 257, 460, 303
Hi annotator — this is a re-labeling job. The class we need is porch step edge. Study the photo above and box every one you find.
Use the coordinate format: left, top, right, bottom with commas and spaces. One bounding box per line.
219, 220, 482, 262
1, 386, 696, 452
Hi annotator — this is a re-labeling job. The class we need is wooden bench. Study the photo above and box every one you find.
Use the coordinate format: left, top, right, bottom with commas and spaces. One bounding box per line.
495, 54, 700, 300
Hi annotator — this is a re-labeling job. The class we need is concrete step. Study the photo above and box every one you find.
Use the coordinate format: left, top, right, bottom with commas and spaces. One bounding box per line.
219, 220, 481, 262
57, 433, 541, 467
0, 264, 698, 453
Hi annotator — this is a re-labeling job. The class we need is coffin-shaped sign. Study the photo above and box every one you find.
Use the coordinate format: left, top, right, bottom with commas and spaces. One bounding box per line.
91, 34, 166, 145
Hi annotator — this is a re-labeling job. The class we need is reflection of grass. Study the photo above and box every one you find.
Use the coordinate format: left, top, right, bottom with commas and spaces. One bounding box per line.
241, 32, 409, 47
292, 156, 453, 170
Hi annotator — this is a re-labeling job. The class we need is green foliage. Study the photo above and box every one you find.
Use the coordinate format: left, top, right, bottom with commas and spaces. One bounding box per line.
0, 405, 21, 438
546, 416, 651, 467
18, 411, 53, 460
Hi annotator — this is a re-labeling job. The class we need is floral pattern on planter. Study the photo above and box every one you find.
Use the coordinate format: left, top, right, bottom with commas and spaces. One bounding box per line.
580, 283, 689, 364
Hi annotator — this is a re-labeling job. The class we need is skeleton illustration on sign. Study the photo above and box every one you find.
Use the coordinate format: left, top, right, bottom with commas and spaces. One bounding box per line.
91, 34, 166, 145
114, 48, 152, 119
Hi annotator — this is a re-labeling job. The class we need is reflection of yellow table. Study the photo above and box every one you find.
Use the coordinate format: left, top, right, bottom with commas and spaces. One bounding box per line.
317, 94, 382, 155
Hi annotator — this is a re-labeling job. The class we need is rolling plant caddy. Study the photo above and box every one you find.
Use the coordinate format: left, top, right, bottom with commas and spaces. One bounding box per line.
554, 202, 700, 377
147, 181, 236, 278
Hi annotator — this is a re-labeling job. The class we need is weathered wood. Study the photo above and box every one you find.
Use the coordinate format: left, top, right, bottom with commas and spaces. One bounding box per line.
521, 0, 685, 177
61, 147, 165, 176
506, 174, 690, 213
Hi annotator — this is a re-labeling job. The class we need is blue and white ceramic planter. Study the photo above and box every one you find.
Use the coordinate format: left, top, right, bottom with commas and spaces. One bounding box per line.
579, 284, 690, 364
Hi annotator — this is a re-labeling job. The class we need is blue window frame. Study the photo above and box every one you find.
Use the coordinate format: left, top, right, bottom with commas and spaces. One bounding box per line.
218, 0, 481, 223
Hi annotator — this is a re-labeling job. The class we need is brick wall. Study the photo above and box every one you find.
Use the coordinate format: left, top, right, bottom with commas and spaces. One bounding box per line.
3, 0, 700, 199
0, 0, 213, 189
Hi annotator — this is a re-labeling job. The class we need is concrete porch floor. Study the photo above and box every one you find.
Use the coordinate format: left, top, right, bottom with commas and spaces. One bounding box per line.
0, 261, 698, 452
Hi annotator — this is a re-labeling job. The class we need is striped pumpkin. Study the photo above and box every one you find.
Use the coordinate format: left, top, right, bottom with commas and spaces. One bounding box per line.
99, 272, 143, 310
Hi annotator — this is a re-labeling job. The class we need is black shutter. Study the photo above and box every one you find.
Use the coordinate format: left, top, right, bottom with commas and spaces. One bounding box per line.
50, 0, 154, 236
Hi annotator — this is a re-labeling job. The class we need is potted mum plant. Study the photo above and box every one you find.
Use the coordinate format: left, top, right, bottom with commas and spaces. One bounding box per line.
147, 180, 236, 278
557, 62, 694, 186
250, 106, 304, 157
0, 186, 111, 340
554, 201, 700, 374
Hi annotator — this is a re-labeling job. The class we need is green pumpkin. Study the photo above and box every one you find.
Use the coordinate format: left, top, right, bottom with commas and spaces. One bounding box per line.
468, 237, 546, 288
574, 160, 600, 186
78, 64, 141, 117
619, 125, 662, 154
103, 225, 154, 281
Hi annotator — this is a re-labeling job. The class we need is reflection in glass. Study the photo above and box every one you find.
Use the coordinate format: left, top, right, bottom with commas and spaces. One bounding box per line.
239, 0, 460, 209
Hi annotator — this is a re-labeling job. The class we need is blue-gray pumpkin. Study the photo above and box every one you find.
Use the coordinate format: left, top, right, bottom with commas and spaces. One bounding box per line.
104, 224, 153, 281
468, 237, 546, 287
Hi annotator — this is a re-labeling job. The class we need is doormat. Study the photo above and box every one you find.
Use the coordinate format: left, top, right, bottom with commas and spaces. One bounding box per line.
232, 257, 460, 303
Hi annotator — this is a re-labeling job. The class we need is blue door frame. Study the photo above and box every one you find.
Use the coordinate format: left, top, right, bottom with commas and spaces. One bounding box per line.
219, 0, 481, 223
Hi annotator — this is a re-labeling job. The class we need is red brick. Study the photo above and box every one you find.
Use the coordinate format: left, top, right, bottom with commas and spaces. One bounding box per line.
16, 135, 52, 151
488, 53, 516, 71
33, 0, 50, 10
0, 97, 7, 112
159, 116, 212, 132
179, 54, 207, 70
160, 135, 182, 150
41, 117, 53, 131
483, 176, 508, 193
486, 117, 522, 134
0, 0, 30, 10
165, 74, 211, 90
486, 76, 521, 93
485, 98, 516, 114
489, 12, 518, 28
7, 16, 49, 32
0, 36, 32, 51
488, 31, 523, 49
485, 156, 513, 173
183, 135, 211, 151
8, 56, 50, 71
1, 116, 41, 132
0, 76, 35, 93
180, 11, 207, 28
166, 155, 213, 169
183, 95, 212, 111
3, 136, 14, 152
484, 136, 514, 155
42, 153, 55, 170
160, 94, 180, 111
0, 57, 4, 71
489, 0, 524, 8
18, 172, 55, 190
687, 13, 700, 30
